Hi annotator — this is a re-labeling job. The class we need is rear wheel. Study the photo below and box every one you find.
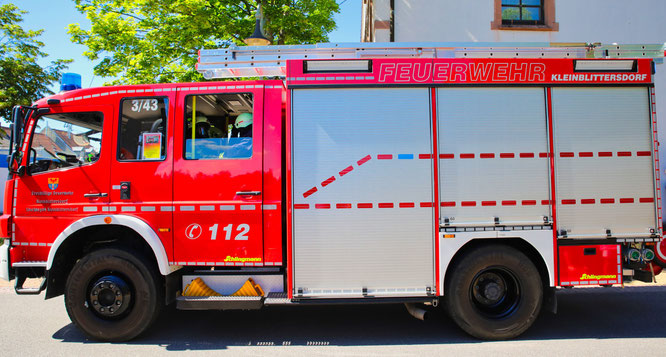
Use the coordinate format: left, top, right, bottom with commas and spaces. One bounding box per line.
65, 248, 162, 341
445, 245, 542, 340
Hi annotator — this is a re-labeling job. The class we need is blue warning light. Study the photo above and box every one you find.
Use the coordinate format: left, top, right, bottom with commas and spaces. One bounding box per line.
60, 73, 82, 91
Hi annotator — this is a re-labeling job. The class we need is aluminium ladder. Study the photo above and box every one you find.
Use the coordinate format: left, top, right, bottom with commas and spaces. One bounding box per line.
197, 42, 666, 79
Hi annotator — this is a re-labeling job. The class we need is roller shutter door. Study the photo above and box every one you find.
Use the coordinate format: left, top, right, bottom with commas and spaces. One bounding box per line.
291, 88, 435, 298
552, 87, 657, 238
437, 88, 551, 227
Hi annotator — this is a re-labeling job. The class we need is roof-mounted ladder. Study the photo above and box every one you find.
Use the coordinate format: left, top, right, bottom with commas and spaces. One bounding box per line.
197, 42, 666, 79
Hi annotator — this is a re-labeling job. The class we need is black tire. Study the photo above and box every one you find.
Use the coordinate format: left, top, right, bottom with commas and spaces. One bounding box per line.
65, 248, 163, 341
445, 245, 542, 340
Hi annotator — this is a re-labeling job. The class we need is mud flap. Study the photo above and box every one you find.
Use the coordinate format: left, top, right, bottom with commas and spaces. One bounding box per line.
544, 287, 557, 314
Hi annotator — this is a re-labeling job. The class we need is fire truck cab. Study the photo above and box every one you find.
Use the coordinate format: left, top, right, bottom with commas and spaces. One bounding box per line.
2, 42, 666, 342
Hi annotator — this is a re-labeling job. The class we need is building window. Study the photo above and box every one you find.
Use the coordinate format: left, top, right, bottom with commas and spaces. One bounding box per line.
492, 0, 558, 31
502, 0, 543, 25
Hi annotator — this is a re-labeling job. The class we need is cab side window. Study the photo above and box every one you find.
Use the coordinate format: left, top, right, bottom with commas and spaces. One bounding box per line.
118, 97, 168, 161
28, 112, 103, 175
184, 93, 253, 160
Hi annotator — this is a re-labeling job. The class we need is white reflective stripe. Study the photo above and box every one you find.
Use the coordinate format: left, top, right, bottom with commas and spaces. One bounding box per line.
200, 205, 215, 211
265, 262, 274, 266
219, 205, 235, 211
161, 206, 174, 212
38, 243, 46, 247
121, 206, 136, 212
29, 242, 37, 246
240, 205, 255, 211
47, 243, 53, 247
83, 207, 98, 212
262, 204, 277, 210
102, 206, 117, 212
112, 185, 121, 190
141, 206, 156, 212
180, 206, 195, 211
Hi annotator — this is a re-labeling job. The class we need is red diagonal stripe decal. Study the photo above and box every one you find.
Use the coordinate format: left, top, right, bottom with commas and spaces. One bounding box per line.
339, 166, 354, 176
303, 187, 318, 198
357, 155, 372, 166
321, 176, 336, 187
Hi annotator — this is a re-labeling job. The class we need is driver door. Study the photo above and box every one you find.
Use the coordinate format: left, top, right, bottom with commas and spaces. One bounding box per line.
13, 104, 111, 258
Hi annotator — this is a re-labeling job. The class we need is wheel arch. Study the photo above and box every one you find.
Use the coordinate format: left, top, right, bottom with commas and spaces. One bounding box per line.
440, 233, 555, 295
45, 215, 170, 299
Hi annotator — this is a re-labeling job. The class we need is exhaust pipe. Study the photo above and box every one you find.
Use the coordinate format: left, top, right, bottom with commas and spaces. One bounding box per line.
404, 303, 428, 321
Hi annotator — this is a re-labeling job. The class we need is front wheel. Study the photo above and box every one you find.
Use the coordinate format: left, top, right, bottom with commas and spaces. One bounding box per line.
65, 248, 162, 341
445, 245, 543, 340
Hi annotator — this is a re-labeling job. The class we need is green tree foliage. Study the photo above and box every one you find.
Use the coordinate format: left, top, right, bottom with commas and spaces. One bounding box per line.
0, 4, 71, 120
69, 0, 339, 85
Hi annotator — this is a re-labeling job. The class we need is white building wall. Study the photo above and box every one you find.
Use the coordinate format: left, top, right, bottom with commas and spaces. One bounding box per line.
393, 0, 666, 44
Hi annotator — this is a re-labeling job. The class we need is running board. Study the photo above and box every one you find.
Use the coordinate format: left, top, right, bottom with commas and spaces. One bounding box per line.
176, 292, 290, 310
176, 296, 264, 310
14, 275, 46, 295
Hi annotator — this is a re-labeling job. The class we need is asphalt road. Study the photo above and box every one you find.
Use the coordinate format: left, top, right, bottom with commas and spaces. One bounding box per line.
1, 283, 665, 356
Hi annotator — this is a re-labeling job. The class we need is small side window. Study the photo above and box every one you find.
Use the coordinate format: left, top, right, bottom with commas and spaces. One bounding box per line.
184, 93, 253, 160
28, 112, 103, 175
118, 97, 168, 161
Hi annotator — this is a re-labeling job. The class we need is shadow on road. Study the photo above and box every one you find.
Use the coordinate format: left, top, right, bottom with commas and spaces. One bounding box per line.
52, 285, 666, 350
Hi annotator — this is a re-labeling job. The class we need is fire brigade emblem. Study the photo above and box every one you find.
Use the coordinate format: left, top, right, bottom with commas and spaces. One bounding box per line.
185, 223, 202, 240
47, 178, 59, 190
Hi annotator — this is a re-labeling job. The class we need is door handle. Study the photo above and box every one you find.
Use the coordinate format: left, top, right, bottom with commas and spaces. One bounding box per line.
236, 191, 261, 196
84, 193, 108, 198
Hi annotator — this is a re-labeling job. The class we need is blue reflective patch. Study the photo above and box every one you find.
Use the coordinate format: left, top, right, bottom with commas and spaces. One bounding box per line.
398, 154, 414, 160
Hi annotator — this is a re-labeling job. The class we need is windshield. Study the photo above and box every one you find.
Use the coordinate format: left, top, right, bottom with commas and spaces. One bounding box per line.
28, 112, 103, 174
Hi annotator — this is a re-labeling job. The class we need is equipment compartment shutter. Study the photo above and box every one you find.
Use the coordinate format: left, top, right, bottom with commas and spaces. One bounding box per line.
552, 87, 657, 238
437, 88, 550, 226
291, 88, 434, 298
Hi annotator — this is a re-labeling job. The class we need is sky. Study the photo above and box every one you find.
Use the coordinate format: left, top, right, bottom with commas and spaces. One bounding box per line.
8, 0, 362, 90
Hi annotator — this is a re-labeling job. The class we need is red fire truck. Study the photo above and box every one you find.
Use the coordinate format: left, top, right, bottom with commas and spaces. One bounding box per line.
2, 43, 666, 341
